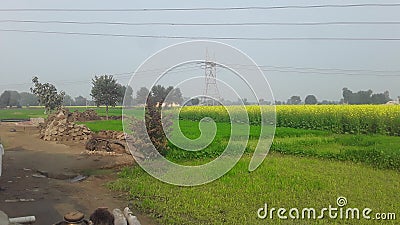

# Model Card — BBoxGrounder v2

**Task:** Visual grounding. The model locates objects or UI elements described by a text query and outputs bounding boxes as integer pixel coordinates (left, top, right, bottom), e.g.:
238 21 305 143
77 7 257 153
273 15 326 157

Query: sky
1 0 400 102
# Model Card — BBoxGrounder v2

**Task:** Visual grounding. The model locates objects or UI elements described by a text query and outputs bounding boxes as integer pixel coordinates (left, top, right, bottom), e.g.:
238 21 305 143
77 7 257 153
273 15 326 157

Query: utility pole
202 49 220 106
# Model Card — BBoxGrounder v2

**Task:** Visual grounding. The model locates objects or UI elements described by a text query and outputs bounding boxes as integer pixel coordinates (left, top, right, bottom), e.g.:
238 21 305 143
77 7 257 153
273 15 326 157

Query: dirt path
0 123 156 225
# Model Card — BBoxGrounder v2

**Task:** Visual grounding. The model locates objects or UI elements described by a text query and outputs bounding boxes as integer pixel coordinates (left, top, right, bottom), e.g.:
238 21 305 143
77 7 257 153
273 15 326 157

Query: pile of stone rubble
85 130 129 154
71 109 101 121
39 108 92 141
97 130 126 141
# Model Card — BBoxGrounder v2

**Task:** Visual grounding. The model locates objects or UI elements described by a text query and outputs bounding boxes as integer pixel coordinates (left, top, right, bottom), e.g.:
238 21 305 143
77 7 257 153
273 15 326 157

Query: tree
134 87 150 105
134 85 183 106
116 84 125 105
0 90 21 108
320 100 338 105
128 85 174 156
90 75 123 119
166 88 183 106
9 91 21 107
123 85 135 106
342 88 389 104
30 77 65 113
287 96 301 105
342 88 352 104
304 95 318 105
259 99 271 105
149 85 170 106
190 98 200 106
0 91 11 108
355 90 373 104
19 92 39 106
63 95 75 106
371 91 391 104
74 96 87 106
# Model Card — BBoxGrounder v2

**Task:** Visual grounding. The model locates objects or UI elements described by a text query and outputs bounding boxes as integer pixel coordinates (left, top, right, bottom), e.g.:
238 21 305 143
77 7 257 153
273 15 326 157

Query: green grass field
110 154 400 224
81 119 400 171
1 107 399 224
0 106 123 119
84 118 399 224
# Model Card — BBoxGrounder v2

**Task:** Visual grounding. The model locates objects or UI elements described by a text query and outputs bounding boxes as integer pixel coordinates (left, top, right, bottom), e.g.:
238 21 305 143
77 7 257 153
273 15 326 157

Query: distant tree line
1 77 396 109
342 88 391 104
0 90 25 108
279 88 393 105
133 85 183 106
0 76 134 110
0 90 97 108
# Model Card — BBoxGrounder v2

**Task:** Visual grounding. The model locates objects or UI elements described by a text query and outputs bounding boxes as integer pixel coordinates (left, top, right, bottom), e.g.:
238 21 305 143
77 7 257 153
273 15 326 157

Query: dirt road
0 123 156 225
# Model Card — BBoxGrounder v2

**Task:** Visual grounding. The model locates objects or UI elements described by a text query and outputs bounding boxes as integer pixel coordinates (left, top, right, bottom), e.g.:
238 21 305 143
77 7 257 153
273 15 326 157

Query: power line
228 64 400 74
0 64 203 87
2 28 400 41
2 65 400 88
223 64 400 76
2 62 399 89
259 68 400 77
2 19 400 26
2 63 400 88
1 3 400 11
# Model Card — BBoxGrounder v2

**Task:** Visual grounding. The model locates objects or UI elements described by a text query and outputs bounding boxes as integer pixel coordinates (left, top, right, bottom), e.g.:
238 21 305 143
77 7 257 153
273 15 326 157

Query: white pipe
9 216 36 224
0 143 4 176
123 207 141 225
113 209 127 225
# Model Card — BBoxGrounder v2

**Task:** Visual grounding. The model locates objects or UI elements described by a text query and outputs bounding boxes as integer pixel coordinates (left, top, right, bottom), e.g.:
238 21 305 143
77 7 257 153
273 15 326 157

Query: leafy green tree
74 96 87 106
355 90 373 104
134 85 183 106
190 98 200 106
129 85 174 156
304 95 318 105
149 85 170 105
90 75 123 119
0 91 11 108
371 91 391 104
242 98 249 105
8 91 21 107
19 92 39 106
134 87 150 105
342 88 388 104
166 87 183 106
287 96 301 105
149 85 183 106
342 88 352 104
30 77 65 113
123 85 135 106
0 90 21 107
63 95 75 106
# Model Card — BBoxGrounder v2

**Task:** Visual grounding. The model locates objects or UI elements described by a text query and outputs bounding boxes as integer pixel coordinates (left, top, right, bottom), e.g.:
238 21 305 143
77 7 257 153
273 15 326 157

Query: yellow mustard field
179 105 400 135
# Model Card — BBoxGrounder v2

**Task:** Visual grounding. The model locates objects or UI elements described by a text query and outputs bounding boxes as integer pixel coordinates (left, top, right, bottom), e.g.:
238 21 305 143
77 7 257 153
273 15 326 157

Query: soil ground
0 123 156 225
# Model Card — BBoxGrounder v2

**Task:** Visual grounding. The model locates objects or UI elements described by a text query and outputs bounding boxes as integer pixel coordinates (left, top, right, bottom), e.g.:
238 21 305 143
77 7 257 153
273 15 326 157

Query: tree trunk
106 105 109 120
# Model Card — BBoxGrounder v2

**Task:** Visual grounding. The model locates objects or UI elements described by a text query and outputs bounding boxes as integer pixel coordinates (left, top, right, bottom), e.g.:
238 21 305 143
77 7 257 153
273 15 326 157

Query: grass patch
80 119 400 171
109 153 400 224
0 107 123 119
168 120 400 171
24 108 397 224
0 108 47 119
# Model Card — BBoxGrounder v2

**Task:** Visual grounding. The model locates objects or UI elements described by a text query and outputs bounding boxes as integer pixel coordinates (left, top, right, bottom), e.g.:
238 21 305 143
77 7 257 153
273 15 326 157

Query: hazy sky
1 0 400 102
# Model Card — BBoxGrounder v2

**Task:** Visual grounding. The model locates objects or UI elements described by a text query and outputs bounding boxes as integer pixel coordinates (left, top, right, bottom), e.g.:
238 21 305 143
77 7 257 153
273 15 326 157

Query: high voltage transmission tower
202 50 221 105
